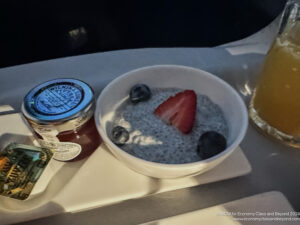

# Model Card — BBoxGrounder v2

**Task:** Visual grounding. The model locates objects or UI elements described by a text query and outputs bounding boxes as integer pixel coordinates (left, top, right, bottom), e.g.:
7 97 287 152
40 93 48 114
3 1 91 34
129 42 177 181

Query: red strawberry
154 90 197 134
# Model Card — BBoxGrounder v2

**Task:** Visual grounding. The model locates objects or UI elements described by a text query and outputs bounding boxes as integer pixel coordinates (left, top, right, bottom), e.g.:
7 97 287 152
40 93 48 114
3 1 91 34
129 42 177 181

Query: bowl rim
95 64 248 168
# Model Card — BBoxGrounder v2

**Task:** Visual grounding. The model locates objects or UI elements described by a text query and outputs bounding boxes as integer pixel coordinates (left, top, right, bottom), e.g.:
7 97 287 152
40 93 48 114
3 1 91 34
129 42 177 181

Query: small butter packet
0 143 53 200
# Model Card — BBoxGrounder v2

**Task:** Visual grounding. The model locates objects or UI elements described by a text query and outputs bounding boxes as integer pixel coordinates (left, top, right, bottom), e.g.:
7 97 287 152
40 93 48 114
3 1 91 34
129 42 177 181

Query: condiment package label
35 126 82 161
38 139 82 161
35 126 60 142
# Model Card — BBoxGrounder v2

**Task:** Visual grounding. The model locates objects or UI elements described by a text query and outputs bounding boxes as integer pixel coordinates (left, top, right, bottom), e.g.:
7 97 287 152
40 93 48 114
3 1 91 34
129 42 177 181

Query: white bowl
95 65 248 179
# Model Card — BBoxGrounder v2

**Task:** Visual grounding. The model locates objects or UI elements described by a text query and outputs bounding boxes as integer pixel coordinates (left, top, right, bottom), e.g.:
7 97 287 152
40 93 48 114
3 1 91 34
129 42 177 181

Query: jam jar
21 78 102 162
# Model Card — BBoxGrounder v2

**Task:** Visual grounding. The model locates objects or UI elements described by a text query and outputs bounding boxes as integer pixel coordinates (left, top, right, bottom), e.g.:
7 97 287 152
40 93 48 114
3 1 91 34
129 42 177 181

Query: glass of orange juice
249 0 300 147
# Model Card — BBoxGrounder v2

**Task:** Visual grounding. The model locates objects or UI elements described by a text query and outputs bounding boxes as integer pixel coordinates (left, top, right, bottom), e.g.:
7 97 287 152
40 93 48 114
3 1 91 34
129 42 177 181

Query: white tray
0 113 251 225
140 191 298 225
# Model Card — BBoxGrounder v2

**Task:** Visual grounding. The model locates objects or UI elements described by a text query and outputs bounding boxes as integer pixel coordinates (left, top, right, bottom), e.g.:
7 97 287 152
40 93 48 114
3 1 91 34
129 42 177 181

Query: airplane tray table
1 23 300 225
140 191 299 225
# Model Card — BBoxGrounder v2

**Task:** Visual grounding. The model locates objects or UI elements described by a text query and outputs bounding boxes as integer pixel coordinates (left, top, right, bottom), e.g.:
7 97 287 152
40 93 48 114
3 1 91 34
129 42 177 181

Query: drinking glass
249 0 300 147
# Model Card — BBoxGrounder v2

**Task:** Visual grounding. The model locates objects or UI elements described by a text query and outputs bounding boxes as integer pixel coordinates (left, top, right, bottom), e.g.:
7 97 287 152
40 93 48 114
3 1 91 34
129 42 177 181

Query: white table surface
1 19 300 225
140 192 298 225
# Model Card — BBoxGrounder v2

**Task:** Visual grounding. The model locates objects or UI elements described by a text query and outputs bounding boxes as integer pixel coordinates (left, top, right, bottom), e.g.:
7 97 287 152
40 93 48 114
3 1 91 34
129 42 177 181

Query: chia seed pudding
111 87 229 164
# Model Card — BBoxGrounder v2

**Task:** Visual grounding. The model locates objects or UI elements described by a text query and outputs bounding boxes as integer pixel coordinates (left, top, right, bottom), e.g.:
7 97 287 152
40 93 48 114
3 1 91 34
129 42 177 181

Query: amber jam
22 78 102 162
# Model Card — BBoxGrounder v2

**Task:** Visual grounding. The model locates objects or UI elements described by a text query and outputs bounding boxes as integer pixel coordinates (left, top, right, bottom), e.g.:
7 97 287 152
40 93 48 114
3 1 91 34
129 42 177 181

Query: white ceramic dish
0 113 250 222
95 65 248 179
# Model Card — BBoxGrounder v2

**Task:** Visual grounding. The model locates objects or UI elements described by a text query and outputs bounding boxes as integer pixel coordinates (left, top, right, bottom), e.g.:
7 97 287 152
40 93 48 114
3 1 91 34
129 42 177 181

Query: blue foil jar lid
22 79 94 123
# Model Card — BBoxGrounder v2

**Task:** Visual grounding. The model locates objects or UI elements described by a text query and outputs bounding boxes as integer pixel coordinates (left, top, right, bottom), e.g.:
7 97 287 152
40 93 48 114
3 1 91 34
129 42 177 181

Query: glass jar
22 78 102 162
249 0 300 147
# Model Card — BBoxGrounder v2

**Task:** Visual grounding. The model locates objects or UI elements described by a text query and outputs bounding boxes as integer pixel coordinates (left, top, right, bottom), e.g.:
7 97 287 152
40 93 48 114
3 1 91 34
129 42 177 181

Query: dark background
0 0 286 68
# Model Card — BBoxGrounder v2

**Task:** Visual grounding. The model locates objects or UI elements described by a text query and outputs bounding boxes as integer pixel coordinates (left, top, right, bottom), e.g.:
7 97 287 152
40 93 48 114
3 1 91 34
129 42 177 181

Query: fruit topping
130 84 151 103
154 90 197 134
111 126 129 146
197 131 227 159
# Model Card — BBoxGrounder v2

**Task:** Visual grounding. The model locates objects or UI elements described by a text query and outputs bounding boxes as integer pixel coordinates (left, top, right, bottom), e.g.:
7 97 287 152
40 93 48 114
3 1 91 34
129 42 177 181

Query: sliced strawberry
154 90 197 134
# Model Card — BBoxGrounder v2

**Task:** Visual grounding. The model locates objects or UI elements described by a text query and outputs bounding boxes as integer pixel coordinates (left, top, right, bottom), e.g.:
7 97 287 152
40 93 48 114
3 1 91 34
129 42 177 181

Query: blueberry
111 126 129 146
129 84 151 103
197 131 227 159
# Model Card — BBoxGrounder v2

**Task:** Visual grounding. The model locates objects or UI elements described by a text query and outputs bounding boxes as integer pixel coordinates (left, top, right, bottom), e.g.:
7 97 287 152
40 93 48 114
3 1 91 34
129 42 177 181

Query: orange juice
250 37 300 138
